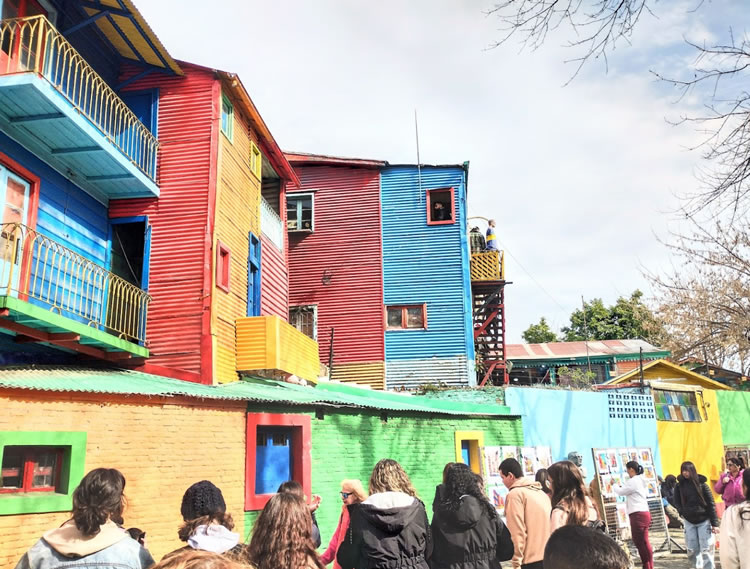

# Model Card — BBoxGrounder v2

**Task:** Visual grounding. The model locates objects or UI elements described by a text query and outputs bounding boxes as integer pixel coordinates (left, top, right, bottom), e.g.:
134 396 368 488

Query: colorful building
507 339 669 384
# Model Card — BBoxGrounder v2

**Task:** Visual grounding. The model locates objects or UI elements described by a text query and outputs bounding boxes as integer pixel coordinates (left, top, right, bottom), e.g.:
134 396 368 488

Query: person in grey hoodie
15 468 153 569
337 459 432 569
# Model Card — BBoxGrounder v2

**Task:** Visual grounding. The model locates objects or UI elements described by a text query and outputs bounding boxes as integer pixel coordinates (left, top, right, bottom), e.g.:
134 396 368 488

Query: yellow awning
81 0 182 76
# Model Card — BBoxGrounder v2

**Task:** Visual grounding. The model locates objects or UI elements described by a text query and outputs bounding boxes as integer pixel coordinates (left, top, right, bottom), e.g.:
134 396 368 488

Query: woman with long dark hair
547 461 599 532
245 492 324 569
614 461 653 569
715 457 746 509
674 461 719 569
719 467 750 569
15 468 153 569
337 459 431 569
430 463 513 569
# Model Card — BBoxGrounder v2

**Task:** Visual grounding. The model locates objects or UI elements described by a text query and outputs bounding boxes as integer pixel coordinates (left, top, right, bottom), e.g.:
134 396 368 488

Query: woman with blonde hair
320 480 368 569
338 459 431 569
245 492 324 569
153 549 249 569
547 461 600 532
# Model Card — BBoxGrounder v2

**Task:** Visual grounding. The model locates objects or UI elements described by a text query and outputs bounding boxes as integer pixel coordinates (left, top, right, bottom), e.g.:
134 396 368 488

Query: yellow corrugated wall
236 316 320 382
212 92 261 384
657 389 725 491
331 362 386 390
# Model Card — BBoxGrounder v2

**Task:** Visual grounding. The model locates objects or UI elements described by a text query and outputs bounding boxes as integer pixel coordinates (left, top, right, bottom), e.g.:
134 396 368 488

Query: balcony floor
0 295 148 360
0 73 159 203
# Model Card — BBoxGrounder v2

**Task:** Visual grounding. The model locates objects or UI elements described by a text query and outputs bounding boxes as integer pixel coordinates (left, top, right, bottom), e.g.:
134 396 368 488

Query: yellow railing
470 250 505 281
0 223 151 344
0 16 158 180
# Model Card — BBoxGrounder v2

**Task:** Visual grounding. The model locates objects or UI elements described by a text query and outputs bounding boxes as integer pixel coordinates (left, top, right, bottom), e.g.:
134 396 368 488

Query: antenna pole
582 295 592 373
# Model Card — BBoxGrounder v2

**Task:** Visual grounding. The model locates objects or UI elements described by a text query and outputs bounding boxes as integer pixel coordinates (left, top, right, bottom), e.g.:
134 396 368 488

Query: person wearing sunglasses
321 480 368 569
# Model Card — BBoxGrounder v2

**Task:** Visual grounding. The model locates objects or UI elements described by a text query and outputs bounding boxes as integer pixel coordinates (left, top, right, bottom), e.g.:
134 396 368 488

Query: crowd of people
12 455 750 569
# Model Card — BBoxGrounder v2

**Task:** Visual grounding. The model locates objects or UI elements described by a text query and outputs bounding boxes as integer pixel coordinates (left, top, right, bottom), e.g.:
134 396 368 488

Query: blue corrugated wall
0 132 109 320
381 165 474 387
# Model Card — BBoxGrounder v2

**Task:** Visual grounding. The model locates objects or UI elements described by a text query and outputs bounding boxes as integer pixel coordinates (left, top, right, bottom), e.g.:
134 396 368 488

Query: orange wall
212 88 263 384
0 390 247 567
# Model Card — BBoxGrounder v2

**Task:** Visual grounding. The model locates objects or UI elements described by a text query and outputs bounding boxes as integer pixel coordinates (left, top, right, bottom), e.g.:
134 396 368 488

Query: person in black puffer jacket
673 461 719 569
337 459 431 569
430 463 513 569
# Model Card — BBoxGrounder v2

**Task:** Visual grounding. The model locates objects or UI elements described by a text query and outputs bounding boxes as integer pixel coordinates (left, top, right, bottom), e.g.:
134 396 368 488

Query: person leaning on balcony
14 468 154 569
486 220 498 251
470 227 486 253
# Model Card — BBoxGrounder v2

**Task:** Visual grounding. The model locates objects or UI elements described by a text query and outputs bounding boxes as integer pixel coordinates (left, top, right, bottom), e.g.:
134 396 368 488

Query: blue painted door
461 440 471 465
255 427 292 494
247 232 261 317
119 91 157 177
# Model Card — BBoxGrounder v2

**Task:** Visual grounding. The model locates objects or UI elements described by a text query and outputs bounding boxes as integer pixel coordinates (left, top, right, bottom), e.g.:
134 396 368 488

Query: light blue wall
505 387 663 482
380 165 474 368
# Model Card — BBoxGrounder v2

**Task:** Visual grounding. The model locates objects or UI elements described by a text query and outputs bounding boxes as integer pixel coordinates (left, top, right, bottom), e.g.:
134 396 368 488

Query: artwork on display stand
481 445 553 514
615 503 629 529
488 483 510 516
596 451 610 474
483 446 504 481
521 447 537 476
536 447 553 470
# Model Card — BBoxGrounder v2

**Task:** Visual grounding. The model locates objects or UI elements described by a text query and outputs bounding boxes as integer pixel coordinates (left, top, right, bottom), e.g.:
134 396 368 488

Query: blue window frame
107 216 151 291
221 94 234 142
255 427 292 495
247 232 261 317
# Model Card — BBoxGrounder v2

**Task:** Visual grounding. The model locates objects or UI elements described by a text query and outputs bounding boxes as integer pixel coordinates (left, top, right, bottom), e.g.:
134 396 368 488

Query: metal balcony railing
0 223 151 344
470 250 505 282
0 16 158 180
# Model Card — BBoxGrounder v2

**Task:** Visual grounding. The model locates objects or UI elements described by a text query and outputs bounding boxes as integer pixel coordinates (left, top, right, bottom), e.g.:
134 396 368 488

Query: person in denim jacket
15 468 153 569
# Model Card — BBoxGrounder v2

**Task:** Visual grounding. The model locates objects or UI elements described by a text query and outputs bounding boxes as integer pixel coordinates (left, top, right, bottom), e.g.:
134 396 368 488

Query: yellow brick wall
212 90 262 385
0 391 247 568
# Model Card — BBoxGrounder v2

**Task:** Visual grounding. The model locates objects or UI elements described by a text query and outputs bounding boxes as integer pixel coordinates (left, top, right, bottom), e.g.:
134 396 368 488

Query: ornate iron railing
470 250 505 282
0 16 158 180
0 223 151 344
260 197 284 251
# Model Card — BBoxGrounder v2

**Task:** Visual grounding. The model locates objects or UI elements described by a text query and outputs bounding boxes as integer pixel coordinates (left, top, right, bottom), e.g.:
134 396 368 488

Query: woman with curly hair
15 468 153 569
337 459 431 569
547 461 600 532
245 492 323 569
430 463 513 569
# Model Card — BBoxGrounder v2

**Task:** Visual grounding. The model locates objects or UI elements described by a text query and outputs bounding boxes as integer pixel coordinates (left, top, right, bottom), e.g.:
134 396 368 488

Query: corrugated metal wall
212 88 263 384
109 64 217 379
260 234 288 319
380 166 474 388
287 165 385 386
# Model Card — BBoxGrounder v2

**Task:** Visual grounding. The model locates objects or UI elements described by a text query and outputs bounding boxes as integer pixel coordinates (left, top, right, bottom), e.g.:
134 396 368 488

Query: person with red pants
614 461 653 569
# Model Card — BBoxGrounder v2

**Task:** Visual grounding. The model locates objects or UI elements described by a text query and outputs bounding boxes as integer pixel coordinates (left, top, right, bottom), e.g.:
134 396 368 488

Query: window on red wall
246 414 311 511
216 241 230 293
0 446 63 493
426 188 455 225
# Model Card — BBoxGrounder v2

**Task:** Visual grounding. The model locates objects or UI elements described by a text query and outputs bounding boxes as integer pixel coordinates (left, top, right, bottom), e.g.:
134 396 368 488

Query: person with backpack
14 468 153 569
674 461 719 569
337 459 431 569
430 463 513 569
614 461 653 569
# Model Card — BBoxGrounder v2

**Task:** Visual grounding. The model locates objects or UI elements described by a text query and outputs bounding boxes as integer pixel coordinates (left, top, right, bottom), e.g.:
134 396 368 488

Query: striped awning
79 0 182 75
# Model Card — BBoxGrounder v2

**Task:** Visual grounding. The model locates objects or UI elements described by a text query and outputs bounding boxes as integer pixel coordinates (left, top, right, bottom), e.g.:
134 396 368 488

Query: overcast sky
139 0 745 343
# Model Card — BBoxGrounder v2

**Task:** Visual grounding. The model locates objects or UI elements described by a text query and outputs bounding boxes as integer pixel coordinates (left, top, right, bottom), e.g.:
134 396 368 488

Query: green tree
522 317 559 343
556 366 597 389
561 290 665 344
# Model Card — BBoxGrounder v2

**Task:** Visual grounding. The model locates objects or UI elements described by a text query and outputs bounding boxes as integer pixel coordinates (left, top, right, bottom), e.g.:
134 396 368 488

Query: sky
139 0 745 343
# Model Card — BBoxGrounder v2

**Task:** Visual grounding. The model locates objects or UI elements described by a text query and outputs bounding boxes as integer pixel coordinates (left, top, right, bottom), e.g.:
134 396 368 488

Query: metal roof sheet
506 339 666 360
0 366 512 416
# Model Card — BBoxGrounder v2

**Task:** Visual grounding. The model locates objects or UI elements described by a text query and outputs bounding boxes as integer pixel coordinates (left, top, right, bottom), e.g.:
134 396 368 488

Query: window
426 187 455 225
455 431 485 474
0 431 86 515
386 305 427 330
216 241 230 293
221 94 234 141
247 233 261 317
653 389 702 422
1 446 63 493
289 305 317 340
287 194 313 232
245 414 311 510
250 142 262 179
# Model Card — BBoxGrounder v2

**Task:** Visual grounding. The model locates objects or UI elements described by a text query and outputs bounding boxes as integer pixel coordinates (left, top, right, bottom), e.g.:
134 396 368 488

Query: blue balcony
0 16 159 202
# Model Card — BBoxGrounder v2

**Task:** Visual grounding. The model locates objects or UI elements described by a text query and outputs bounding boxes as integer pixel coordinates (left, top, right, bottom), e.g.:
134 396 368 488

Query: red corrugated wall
260 234 288 319
109 63 218 382
287 165 385 365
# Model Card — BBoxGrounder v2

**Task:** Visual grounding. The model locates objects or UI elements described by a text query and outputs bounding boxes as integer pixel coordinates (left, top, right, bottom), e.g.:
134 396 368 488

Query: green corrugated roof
0 366 513 417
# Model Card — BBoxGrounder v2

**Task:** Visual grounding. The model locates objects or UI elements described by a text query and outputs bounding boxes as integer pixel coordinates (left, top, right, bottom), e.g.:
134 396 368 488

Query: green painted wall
717 391 750 446
243 408 523 544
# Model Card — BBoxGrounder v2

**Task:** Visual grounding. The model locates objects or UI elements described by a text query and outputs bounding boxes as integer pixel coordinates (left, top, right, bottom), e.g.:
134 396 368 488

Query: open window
245 413 311 510
287 194 313 232
289 305 317 340
455 431 485 474
386 305 427 330
426 188 455 225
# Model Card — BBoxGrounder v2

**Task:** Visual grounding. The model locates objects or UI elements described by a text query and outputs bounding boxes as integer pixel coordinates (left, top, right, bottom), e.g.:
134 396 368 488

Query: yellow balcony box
236 315 320 383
